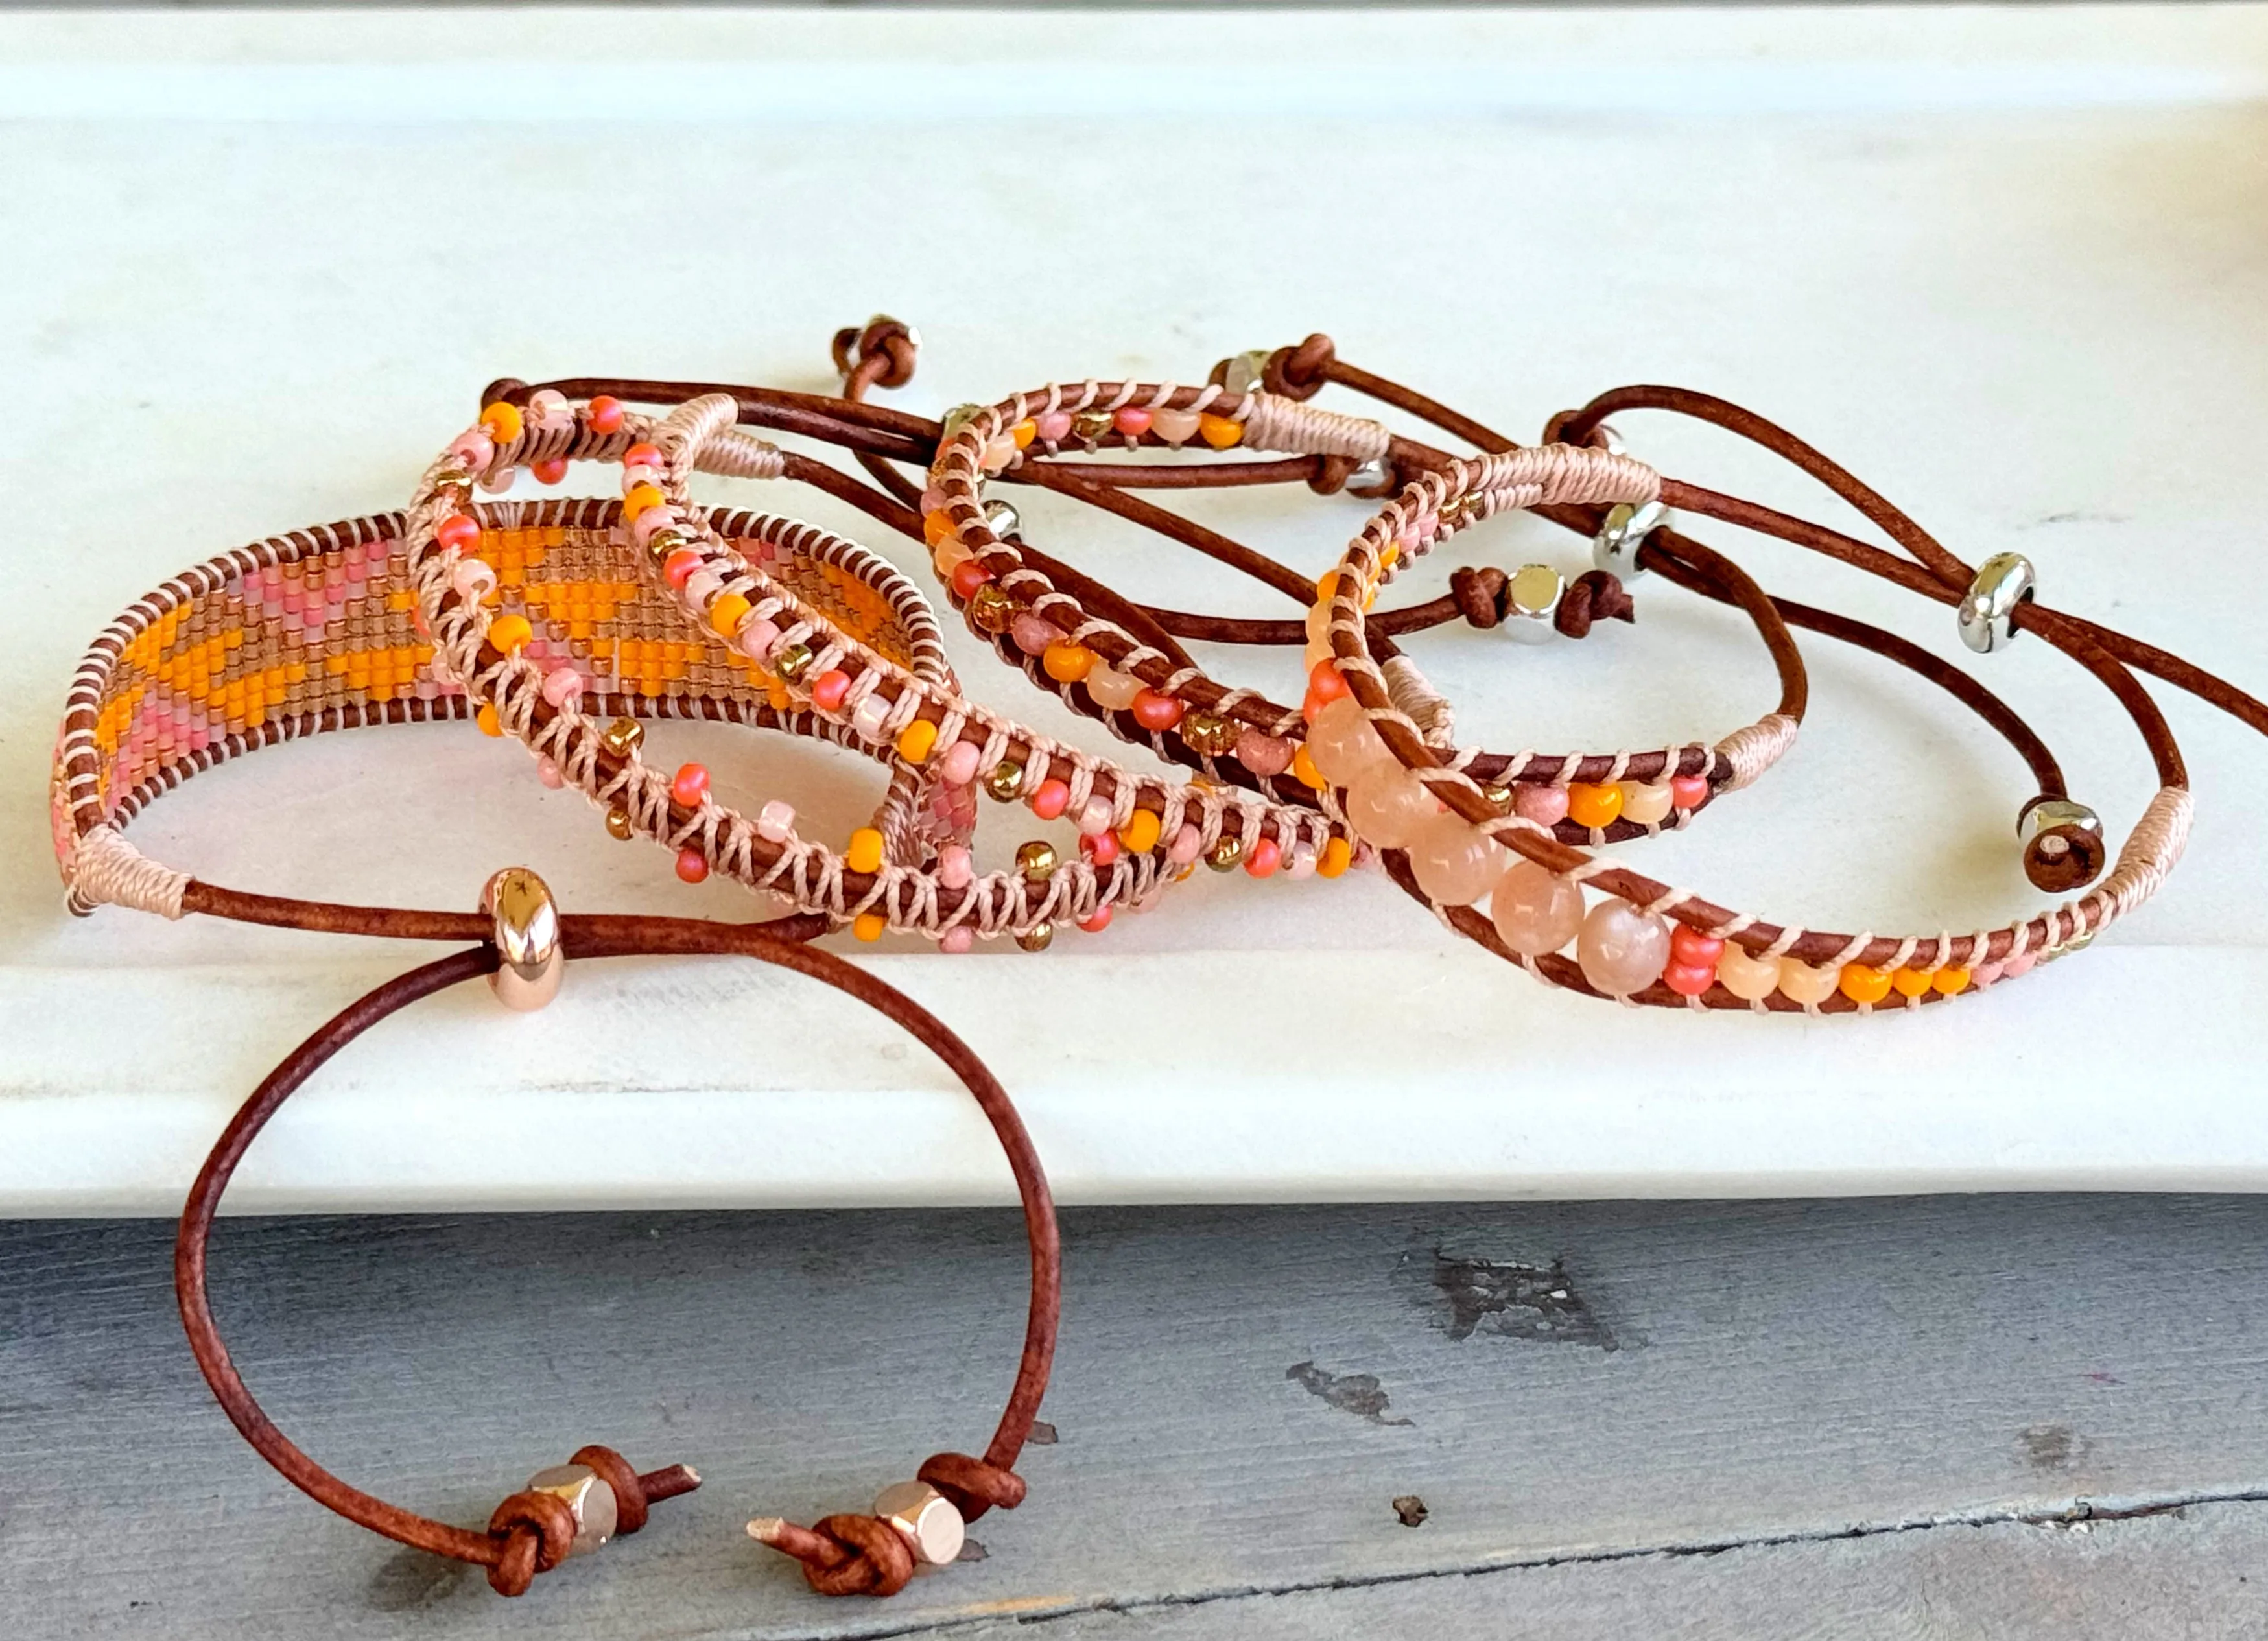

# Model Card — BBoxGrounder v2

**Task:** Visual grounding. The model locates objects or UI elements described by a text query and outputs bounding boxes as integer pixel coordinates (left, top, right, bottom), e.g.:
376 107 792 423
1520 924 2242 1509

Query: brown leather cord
177 917 1057 1601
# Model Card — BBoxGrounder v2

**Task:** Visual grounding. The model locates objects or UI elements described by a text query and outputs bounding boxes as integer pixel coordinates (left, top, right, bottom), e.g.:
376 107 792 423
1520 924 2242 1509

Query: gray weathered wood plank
6 1197 2268 1638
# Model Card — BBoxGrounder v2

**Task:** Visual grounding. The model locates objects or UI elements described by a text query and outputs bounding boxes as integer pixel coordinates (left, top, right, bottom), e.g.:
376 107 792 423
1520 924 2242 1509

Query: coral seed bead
949 560 994 600
621 442 663 470
1082 829 1122 866
1042 642 1094 684
1131 689 1185 731
1197 412 1244 449
675 847 710 884
1245 837 1282 878
846 827 886 875
1078 905 1113 934
1030 778 1070 821
1664 961 1717 998
1671 774 1710 810
1565 782 1624 829
1118 809 1163 855
532 458 569 486
1839 963 1895 1006
809 670 852 712
1306 659 1351 707
670 763 711 808
1669 925 1725 967
662 549 703 591
587 396 625 434
487 614 533 655
436 514 480 552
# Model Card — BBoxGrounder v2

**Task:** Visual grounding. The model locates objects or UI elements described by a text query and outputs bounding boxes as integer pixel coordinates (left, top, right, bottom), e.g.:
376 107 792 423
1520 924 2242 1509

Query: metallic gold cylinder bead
480 866 562 1012
1180 711 1238 759
1480 781 1513 809
967 585 1015 635
1205 834 1244 873
983 761 1028 803
644 527 687 563
772 641 816 683
1017 921 1056 953
1070 408 1113 443
1016 840 1058 883
603 807 635 840
598 716 644 759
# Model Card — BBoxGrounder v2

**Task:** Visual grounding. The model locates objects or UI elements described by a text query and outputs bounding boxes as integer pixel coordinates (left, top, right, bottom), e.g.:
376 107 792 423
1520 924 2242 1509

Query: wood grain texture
6 1196 2268 1636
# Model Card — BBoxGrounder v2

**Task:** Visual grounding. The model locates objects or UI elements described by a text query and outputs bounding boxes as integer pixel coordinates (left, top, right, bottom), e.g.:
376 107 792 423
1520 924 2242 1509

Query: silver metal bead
1220 349 1274 396
481 866 562 1012
873 1481 965 1566
1593 500 1666 580
525 1463 616 1557
1958 552 2035 654
2019 797 2107 893
1501 564 1566 644
2019 797 2103 847
982 499 1021 539
1345 456 1393 495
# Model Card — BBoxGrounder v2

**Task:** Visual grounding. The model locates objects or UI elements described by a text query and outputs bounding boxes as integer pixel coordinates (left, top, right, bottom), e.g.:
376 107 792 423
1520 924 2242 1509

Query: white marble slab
3 5 2265 1212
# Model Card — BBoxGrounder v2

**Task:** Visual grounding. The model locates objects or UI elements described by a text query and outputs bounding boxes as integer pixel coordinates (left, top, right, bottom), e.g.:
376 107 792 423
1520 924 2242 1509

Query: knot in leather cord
797 1513 918 1598
1307 454 1356 496
1450 565 1507 628
480 376 531 411
485 1488 579 1596
831 318 920 390
918 1451 1028 1521
569 1444 651 1535
1556 570 1638 639
1266 333 1336 401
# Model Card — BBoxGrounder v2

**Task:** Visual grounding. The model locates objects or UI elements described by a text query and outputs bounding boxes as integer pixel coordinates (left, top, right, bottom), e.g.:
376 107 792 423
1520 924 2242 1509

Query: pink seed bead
1036 410 1073 443
451 559 497 600
1081 829 1122 866
1234 728 1295 778
528 388 572 431
938 844 973 890
756 799 796 842
541 667 584 708
2003 949 2038 979
1671 774 1710 810
939 740 981 786
1244 837 1282 879
1168 825 1203 866
737 618 781 661
622 464 662 494
675 847 710 884
1078 905 1113 934
670 762 710 807
663 549 703 591
1113 406 1153 438
919 487 946 515
449 431 495 470
477 466 515 495
941 926 975 954
1513 783 1572 828
536 757 565 789
1011 613 1056 658
809 670 851 712
1030 778 1070 820
631 504 681 547
1076 797 1114 836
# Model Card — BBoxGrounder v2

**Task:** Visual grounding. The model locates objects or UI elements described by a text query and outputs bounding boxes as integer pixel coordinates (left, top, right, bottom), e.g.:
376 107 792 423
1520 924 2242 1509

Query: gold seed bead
1070 409 1113 443
967 585 1015 635
599 716 643 758
1205 834 1244 873
773 641 816 683
1481 781 1513 809
1180 711 1238 759
645 528 686 562
1017 921 1055 953
604 807 635 840
1016 840 1058 883
984 761 1028 803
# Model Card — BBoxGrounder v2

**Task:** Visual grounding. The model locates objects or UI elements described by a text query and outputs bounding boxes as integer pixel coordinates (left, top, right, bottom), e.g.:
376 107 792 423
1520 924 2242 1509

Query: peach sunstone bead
1491 861 1585 956
1305 696 1392 788
1407 812 1507 906
1775 957 1841 1006
1576 901 1671 996
1343 766 1433 849
1715 942 1782 1001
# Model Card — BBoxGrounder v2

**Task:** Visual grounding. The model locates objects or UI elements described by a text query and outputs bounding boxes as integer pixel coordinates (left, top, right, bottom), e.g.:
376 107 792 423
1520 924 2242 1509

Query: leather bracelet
410 395 1346 945
176 869 1057 1600
1310 445 2195 1011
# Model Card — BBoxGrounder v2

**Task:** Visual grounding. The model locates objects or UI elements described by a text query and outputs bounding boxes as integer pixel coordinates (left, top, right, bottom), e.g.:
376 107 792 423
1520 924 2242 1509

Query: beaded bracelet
407 395 1345 950
49 499 932 943
1311 445 2196 1011
177 869 1056 1600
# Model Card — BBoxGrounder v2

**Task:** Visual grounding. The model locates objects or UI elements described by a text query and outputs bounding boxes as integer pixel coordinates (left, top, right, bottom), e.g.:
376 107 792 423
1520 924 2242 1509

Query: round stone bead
1576 901 1671 996
1235 728 1295 778
1406 814 1507 907
1776 958 1841 1006
1513 784 1571 828
1086 667 1144 711
1010 613 1056 658
1490 861 1584 956
1620 781 1675 826
1671 774 1710 810
1306 696 1391 787
1343 767 1433 849
1716 943 1782 1002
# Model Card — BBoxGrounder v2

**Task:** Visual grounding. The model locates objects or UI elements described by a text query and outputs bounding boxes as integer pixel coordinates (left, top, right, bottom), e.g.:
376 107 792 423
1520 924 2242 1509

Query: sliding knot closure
917 1451 1028 1520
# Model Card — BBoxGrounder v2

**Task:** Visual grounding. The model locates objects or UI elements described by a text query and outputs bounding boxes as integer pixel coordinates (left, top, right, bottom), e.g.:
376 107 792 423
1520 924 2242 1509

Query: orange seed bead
1011 419 1037 449
1292 745 1328 790
1317 836 1354 879
897 719 939 764
1890 966 1935 998
1565 782 1624 829
1932 967 1972 996
1042 642 1094 684
479 401 524 443
1198 412 1244 450
923 509 956 549
1118 809 1163 855
622 483 665 524
488 614 533 655
1839 963 1895 1006
846 827 886 875
853 912 887 942
476 703 502 737
708 592 751 638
